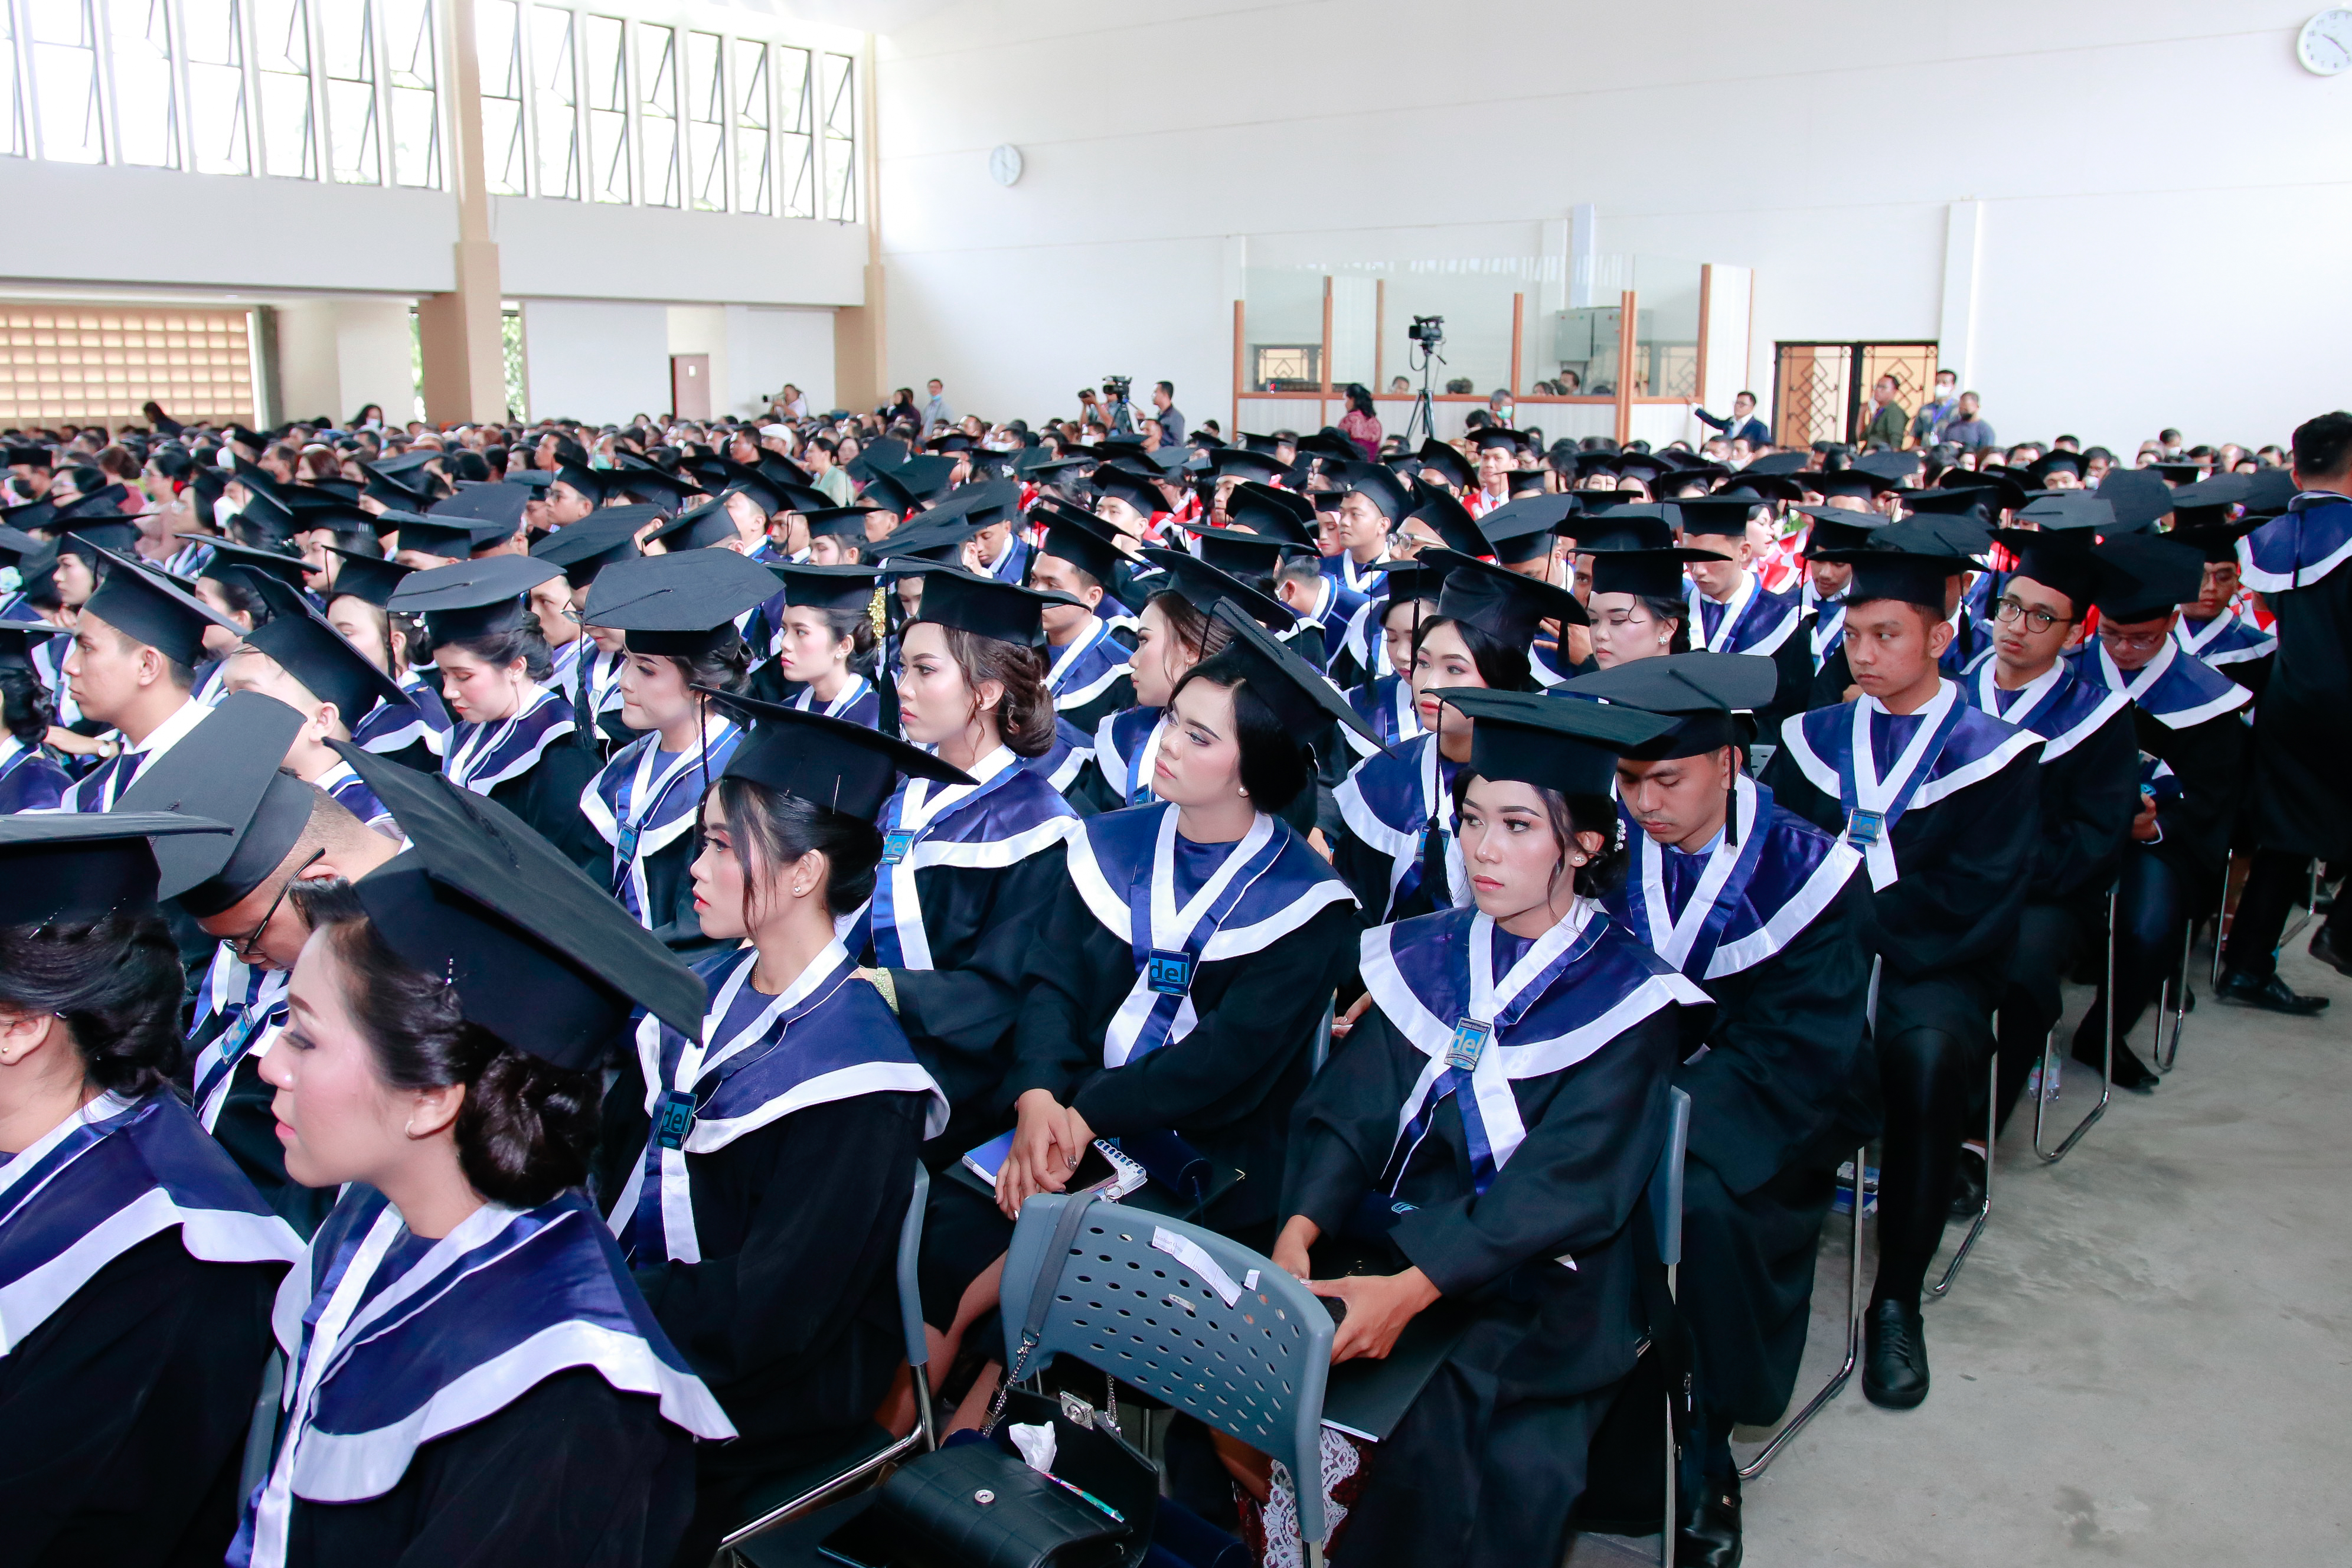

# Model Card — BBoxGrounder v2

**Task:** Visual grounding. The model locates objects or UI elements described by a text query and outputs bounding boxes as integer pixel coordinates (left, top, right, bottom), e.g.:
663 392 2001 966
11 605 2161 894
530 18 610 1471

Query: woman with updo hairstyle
0 628 70 810
860 564 1076 1159
1273 689 1710 1568
918 605 1368 1430
1080 553 1280 812
387 554 602 869
598 701 955 1562
322 547 455 773
576 550 771 948
1332 551 1589 926
246 759 730 1567
766 561 885 729
0 815 302 1566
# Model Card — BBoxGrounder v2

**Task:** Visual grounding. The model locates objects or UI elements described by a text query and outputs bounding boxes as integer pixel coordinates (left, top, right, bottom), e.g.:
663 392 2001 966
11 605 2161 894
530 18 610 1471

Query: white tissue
1008 1422 1057 1474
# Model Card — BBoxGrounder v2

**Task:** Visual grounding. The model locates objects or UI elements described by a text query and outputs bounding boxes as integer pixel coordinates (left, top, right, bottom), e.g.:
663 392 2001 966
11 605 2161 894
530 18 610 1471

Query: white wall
723 305 838 416
873 0 2352 452
522 300 672 423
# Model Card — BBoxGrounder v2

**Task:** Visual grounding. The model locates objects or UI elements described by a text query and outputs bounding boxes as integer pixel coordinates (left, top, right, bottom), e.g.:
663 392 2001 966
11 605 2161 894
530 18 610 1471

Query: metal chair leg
1737 1145 1866 1479
1930 1054 1996 1299
2281 862 2321 948
2036 887 2116 1164
2152 916 2192 1074
2211 850 2234 991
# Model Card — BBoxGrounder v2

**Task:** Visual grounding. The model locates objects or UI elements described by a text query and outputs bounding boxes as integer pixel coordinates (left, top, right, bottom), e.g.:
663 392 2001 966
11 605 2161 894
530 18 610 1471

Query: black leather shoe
1676 1482 1742 1568
2073 1028 2158 1093
1864 1299 1930 1410
1948 1146 1986 1218
2310 925 2352 979
2216 968 2331 1015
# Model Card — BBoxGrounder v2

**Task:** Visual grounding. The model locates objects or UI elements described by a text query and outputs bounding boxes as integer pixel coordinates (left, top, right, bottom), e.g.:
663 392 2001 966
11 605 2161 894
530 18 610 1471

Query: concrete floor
1571 930 2352 1567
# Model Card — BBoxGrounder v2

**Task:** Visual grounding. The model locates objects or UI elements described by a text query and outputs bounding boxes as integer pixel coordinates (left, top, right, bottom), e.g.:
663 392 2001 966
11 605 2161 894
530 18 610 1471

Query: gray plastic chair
723 1161 936 1549
1650 1085 1691 1567
999 1193 1335 1549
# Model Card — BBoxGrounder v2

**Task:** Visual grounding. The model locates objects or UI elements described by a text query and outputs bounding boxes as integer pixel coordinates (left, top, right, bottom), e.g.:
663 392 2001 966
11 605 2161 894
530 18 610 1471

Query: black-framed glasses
1993 597 2069 633
228 848 326 963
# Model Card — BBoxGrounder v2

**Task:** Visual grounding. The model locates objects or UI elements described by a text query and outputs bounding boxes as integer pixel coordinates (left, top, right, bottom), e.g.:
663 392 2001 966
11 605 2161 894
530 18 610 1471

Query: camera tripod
1403 341 1445 445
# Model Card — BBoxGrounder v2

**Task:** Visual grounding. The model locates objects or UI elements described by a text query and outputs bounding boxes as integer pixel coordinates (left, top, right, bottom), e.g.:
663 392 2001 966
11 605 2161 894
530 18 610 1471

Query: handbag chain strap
982 1193 1099 1438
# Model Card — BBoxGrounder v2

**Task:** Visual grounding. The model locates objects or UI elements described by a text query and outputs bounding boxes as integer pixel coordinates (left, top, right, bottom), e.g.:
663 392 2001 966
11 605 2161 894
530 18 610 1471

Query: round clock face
989 144 1024 187
2299 8 2352 74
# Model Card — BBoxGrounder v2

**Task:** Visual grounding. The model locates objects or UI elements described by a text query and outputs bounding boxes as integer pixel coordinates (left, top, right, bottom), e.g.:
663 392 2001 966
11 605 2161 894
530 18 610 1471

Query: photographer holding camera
1101 375 1137 436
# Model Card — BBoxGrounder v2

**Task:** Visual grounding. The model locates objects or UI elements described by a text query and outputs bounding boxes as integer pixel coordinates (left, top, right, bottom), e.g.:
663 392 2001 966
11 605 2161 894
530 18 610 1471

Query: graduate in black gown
1784 505 1890 713
2166 507 2274 697
0 813 303 1568
2219 412 2352 1007
1575 652 1875 1567
529 511 647 753
578 549 769 948
1277 688 1709 1568
599 703 955 1563
2066 535 2252 1081
1330 551 1586 926
117 694 399 1234
1027 507 1137 734
1761 540 2041 1410
854 564 1079 1157
922 602 1370 1427
1955 530 2140 1138
386 554 604 868
236 752 731 1568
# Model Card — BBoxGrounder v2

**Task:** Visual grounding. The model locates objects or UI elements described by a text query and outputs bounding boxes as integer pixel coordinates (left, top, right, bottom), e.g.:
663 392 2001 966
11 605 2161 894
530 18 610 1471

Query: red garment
1338 409 1382 460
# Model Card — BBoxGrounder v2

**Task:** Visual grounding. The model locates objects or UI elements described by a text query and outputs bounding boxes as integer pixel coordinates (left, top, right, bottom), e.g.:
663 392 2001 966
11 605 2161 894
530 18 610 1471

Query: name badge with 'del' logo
880 829 917 866
1446 1017 1493 1073
1146 949 1193 998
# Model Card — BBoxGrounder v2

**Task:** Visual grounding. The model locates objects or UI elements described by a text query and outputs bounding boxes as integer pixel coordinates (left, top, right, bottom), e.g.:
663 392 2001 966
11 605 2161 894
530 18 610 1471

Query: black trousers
1992 903 2092 1133
1871 1024 1979 1311
2078 851 2191 1050
2222 849 2346 978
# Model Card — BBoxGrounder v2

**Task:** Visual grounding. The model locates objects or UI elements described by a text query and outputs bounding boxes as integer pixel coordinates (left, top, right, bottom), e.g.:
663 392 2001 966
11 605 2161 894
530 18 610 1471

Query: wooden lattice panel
0 306 257 429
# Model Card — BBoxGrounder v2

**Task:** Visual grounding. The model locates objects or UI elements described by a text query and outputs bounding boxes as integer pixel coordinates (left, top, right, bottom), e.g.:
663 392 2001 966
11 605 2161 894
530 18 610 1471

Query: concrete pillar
417 0 508 424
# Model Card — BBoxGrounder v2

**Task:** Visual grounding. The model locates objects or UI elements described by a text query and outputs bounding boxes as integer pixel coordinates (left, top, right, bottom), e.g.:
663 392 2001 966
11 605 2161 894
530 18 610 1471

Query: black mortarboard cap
1470 429 1524 455
1091 465 1166 517
1032 509 1126 585
1428 685 1674 797
1585 547 1716 600
115 692 316 917
1854 450 1924 482
649 498 744 552
923 478 1024 533
54 514 142 560
797 507 877 547
1575 502 1680 553
1790 504 1890 555
1805 468 1897 501
429 483 530 530
81 548 240 668
584 547 773 658
1476 494 1577 566
1425 549 1588 646
1416 438 1476 491
2094 469 2174 534
188 534 315 592
553 462 608 503
1209 447 1288 485
1991 527 2100 615
1402 481 1488 559
2014 492 2115 535
1191 525 1292 583
2148 460 2206 486
1675 495 1765 543
0 616 52 671
530 510 646 588
1899 485 1993 522
904 565 1069 648
712 694 972 822
384 511 505 560
1504 471 1549 499
0 811 230 926
2237 468 2298 520
1742 452 1811 476
241 583 412 727
858 468 920 517
1226 482 1318 550
1204 600 1377 746
1562 651 1779 759
2024 451 2085 485
1378 558 1451 607
387 553 563 642
1936 469 2027 514
2090 534 2205 624
2164 475 2249 530
1139 547 1293 631
766 561 881 617
891 455 961 501
1340 461 1413 522
331 741 706 1065
607 463 694 511
322 546 416 610
5 444 53 470
873 515 982 567
2169 515 2262 564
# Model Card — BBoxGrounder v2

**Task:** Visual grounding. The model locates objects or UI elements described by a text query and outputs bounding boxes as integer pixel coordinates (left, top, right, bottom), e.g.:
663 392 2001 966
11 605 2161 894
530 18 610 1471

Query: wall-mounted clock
989 144 1024 187
2298 9 2352 74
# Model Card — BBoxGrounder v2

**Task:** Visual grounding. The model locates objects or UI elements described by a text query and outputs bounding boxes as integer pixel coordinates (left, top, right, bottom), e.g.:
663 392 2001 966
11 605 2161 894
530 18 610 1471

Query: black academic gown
1673 874 1877 1427
1283 1006 1682 1568
485 739 605 874
597 1077 925 1557
1763 731 2041 1052
2137 704 2247 890
2243 559 2352 861
887 846 1073 1159
1 1230 281 1568
280 1369 697 1568
2026 705 2142 910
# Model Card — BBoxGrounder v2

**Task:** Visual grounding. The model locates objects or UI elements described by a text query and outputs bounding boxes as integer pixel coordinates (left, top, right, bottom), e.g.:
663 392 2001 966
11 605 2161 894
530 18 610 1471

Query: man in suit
1694 390 1770 446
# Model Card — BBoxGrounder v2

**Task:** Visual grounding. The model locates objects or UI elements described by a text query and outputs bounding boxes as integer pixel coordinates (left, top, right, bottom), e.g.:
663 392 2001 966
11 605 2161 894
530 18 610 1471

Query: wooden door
670 354 711 419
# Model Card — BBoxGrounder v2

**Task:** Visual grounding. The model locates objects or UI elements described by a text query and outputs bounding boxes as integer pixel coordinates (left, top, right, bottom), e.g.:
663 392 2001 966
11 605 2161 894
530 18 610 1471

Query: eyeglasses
227 848 326 963
1992 597 2070 633
2099 625 2172 652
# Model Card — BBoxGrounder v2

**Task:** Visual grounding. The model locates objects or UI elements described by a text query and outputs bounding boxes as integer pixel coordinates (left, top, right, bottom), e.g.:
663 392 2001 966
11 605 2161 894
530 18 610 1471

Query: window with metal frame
583 11 626 202
182 0 252 174
730 35 769 216
531 2 578 198
776 43 814 219
478 0 526 194
635 19 676 207
253 0 316 178
684 28 722 211
819 48 853 221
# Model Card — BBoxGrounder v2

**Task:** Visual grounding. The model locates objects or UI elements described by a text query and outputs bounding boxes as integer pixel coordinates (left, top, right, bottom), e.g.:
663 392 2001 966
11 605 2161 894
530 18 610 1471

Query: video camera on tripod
1407 315 1445 352
1100 374 1136 434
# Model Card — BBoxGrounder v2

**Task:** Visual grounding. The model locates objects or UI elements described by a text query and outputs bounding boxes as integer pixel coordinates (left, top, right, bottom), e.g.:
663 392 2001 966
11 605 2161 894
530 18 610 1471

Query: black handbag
822 1195 1160 1568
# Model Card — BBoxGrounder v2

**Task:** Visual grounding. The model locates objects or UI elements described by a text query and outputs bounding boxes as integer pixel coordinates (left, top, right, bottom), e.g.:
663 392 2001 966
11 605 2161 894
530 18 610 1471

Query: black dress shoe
2073 1028 2158 1092
1864 1299 1930 1410
2216 968 2331 1015
1676 1482 1742 1568
1948 1146 1986 1218
2310 925 2352 979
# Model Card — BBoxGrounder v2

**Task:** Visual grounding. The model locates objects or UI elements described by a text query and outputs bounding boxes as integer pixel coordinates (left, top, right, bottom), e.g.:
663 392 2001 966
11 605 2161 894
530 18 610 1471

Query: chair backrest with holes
1001 1195 1335 1544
